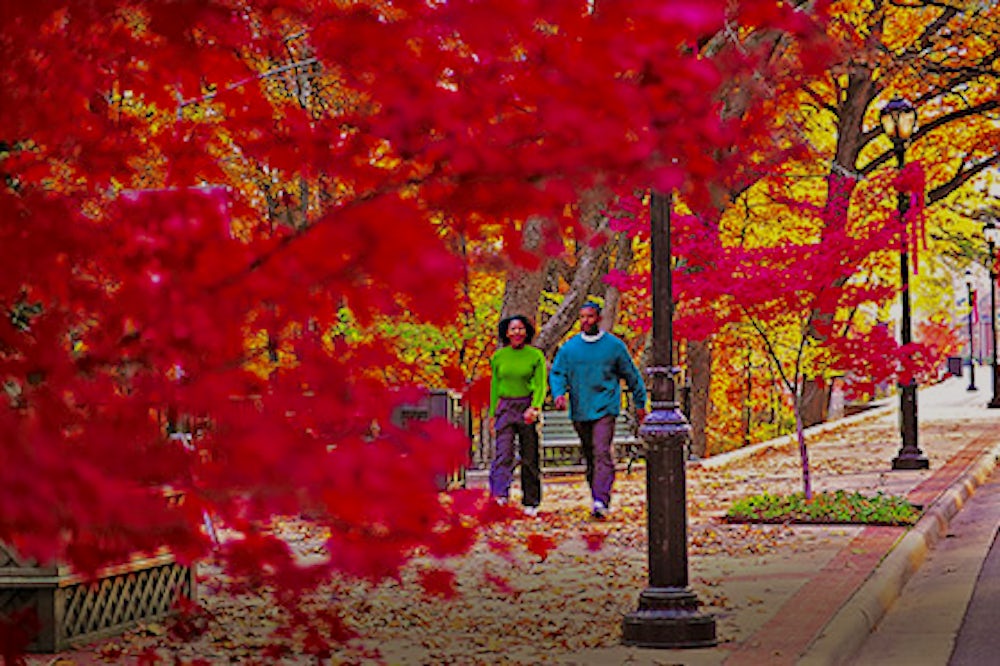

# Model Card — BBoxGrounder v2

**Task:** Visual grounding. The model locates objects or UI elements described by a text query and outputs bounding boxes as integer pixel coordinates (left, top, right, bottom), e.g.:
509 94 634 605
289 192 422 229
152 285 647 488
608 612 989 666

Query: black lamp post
880 97 929 470
622 191 716 648
966 269 978 391
985 219 1000 409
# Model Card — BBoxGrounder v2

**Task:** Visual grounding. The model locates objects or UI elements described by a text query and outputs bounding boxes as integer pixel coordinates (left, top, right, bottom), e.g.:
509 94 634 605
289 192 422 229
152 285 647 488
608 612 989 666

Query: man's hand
553 395 567 410
636 408 647 423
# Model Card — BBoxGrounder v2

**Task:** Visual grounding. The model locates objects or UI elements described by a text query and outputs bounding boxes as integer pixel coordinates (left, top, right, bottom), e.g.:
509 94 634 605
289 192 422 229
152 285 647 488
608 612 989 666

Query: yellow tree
687 0 999 454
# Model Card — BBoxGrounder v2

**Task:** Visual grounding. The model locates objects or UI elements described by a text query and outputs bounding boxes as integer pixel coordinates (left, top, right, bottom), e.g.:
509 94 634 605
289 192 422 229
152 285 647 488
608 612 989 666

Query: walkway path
21 378 1000 664
850 464 1000 665
562 377 1000 666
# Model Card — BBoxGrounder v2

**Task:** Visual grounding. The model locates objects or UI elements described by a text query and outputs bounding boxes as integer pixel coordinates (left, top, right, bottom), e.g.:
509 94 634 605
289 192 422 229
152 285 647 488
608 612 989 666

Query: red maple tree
1 0 830 654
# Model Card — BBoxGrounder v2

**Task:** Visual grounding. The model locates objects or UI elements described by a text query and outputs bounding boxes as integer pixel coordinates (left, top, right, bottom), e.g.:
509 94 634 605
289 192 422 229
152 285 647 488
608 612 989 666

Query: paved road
950 515 1000 665
850 460 1000 665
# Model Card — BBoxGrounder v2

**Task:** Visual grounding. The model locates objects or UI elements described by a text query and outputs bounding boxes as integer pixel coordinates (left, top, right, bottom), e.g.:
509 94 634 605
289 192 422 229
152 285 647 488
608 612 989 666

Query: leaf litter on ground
27 419 982 665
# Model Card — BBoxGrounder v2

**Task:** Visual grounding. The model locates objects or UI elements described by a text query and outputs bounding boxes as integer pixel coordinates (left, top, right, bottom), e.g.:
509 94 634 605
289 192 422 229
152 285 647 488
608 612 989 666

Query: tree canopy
1 0 834 655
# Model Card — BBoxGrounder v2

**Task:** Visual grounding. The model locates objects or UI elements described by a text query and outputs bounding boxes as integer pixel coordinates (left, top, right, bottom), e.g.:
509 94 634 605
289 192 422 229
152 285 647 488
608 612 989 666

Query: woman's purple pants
489 397 541 508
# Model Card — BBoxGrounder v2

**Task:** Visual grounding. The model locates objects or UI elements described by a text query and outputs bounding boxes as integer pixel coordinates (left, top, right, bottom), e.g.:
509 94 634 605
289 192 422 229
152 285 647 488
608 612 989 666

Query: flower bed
724 490 921 526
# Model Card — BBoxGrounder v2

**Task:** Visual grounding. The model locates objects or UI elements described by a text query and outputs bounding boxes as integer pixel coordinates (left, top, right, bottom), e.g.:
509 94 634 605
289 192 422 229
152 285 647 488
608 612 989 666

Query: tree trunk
534 191 614 358
794 396 812 500
799 377 829 428
687 338 712 458
533 239 612 358
601 231 633 332
500 217 548 325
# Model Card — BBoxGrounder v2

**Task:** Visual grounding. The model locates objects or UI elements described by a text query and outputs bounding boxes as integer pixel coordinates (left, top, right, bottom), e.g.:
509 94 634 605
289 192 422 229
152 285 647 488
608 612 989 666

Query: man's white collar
581 330 605 343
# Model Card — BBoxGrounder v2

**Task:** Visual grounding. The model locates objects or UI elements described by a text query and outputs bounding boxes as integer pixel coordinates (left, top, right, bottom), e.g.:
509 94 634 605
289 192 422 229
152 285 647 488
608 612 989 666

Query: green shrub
726 490 920 526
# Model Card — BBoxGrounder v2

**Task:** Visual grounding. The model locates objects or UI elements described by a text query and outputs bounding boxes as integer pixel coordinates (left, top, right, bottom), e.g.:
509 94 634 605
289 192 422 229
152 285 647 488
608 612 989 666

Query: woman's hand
523 407 540 424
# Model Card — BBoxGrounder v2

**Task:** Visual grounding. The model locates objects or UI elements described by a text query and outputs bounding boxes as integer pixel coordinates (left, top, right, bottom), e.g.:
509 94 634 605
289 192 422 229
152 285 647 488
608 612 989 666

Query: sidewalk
561 376 1000 666
22 377 1000 665
565 378 1000 666
849 462 1000 665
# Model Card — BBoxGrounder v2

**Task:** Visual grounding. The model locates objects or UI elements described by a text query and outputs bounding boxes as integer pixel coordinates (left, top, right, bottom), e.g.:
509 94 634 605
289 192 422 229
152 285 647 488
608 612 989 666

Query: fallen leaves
417 567 458 598
524 534 558 561
581 531 609 552
23 417 980 664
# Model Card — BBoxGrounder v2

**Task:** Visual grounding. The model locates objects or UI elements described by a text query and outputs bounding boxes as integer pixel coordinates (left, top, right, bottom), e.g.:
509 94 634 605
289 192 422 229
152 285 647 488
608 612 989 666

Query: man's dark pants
572 414 617 506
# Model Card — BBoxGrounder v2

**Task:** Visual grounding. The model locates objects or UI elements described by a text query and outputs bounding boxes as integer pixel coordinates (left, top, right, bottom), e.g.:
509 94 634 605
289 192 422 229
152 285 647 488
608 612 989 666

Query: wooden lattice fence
0 542 195 652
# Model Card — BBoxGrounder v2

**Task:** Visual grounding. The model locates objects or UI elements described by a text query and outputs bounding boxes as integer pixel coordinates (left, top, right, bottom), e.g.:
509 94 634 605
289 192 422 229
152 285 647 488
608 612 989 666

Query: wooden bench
540 410 643 474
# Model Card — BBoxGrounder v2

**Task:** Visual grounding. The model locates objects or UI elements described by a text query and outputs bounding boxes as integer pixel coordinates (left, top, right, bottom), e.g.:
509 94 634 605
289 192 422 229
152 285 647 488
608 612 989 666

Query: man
549 301 647 519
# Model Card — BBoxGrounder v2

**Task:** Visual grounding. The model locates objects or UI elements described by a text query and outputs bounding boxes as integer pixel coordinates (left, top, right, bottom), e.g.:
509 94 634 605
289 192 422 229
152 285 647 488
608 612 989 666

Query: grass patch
725 489 921 526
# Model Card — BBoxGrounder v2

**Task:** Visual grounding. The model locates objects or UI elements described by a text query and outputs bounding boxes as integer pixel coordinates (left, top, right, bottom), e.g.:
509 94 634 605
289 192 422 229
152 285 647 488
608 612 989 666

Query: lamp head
985 219 1000 248
880 97 918 141
965 268 973 288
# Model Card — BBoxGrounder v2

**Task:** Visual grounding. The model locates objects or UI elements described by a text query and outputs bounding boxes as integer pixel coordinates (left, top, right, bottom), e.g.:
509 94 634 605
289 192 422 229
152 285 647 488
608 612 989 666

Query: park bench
540 410 643 474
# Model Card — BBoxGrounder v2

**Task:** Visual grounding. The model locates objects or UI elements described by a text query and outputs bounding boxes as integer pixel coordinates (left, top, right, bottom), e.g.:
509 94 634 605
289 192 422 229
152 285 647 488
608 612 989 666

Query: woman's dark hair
498 315 536 346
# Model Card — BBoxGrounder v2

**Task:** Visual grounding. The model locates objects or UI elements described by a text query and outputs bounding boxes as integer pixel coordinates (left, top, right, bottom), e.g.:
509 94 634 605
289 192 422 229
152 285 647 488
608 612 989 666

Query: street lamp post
621 190 716 648
880 97 929 471
966 269 977 391
985 219 1000 409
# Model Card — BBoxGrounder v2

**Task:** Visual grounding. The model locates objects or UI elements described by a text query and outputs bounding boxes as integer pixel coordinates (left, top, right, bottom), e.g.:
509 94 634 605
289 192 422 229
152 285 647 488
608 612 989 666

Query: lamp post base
988 398 1000 409
622 587 717 648
892 453 929 470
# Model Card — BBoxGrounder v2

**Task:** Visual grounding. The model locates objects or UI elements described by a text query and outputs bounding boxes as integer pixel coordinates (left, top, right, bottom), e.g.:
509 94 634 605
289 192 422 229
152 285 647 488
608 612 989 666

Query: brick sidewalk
723 428 1000 665
559 378 1000 666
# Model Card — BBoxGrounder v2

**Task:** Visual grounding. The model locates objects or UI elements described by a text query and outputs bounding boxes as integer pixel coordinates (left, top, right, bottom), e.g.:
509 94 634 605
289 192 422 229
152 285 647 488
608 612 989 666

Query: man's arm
617 344 647 421
549 346 568 410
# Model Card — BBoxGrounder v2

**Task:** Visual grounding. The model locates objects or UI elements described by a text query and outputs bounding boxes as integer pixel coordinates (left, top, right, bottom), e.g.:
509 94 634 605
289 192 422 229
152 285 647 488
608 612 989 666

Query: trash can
391 389 469 490
947 356 963 377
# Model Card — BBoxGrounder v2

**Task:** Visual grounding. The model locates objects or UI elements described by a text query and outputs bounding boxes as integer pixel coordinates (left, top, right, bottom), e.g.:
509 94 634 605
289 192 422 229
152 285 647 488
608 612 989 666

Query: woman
488 315 547 515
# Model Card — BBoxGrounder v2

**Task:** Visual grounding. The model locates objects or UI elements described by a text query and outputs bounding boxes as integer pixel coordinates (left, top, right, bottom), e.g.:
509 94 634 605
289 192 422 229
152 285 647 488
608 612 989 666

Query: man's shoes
592 500 609 519
523 505 539 517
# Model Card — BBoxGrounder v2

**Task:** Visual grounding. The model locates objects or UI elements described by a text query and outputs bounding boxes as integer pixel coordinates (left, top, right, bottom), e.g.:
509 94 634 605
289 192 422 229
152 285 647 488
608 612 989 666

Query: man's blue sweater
549 332 647 422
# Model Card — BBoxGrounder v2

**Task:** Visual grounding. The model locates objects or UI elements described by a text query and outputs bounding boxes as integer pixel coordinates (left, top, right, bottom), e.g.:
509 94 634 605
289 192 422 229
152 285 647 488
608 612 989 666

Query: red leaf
486 537 516 561
483 570 517 595
418 567 459 599
582 531 609 552
525 534 558 561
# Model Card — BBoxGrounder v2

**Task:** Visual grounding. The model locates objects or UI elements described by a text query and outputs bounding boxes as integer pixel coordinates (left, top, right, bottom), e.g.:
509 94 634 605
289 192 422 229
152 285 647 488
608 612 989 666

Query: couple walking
487 301 647 519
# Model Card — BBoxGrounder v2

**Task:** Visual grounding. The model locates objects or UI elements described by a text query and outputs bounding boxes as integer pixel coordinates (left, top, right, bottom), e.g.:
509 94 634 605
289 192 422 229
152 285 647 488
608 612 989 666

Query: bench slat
539 411 643 471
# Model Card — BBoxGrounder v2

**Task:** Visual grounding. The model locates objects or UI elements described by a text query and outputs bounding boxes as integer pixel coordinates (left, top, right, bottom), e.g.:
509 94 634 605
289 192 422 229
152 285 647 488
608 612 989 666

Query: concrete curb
696 401 895 471
797 441 1000 666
